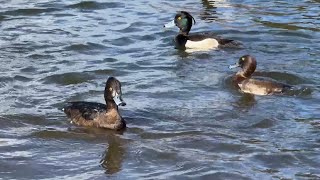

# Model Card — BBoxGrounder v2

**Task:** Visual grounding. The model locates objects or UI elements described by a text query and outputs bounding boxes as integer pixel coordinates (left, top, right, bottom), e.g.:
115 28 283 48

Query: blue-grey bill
113 94 126 106
164 20 175 28
228 63 240 69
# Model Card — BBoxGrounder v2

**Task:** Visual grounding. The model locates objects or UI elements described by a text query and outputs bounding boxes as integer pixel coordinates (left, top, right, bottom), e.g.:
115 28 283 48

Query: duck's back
64 101 106 118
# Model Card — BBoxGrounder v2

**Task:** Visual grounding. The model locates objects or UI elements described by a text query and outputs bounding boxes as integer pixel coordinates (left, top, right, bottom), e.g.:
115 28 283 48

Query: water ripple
66 1 124 10
42 72 95 85
1 8 59 16
0 0 319 179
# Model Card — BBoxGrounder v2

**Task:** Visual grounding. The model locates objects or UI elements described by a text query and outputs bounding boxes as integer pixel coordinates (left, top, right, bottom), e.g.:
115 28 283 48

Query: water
0 0 320 179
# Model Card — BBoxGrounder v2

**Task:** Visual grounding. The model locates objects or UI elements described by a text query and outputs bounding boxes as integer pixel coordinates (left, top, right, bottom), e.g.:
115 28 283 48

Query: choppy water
0 0 320 179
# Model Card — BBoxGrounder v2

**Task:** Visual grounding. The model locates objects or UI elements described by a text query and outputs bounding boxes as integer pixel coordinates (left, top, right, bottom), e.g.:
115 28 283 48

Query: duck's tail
218 39 243 48
282 85 312 96
282 84 294 92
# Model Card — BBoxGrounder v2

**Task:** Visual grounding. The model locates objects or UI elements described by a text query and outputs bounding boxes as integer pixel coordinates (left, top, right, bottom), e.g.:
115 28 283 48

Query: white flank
238 83 268 95
238 83 282 96
185 38 219 50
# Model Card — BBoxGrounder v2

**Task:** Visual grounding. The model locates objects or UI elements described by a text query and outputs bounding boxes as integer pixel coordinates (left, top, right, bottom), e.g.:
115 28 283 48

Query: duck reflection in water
235 93 256 112
200 0 218 22
100 133 125 175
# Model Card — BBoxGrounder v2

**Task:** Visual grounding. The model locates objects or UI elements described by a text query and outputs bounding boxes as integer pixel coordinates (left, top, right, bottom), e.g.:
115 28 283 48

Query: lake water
0 0 320 179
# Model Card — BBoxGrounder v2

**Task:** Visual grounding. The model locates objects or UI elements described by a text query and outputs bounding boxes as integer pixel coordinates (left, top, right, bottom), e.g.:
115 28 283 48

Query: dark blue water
0 0 320 179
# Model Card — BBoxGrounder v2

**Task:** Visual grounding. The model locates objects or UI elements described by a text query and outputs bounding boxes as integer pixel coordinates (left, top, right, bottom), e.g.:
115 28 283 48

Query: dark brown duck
229 55 293 96
63 77 126 130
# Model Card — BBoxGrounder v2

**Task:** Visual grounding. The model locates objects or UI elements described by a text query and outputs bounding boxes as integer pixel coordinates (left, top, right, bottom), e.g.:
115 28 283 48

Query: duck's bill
164 20 175 28
113 93 126 106
228 63 240 69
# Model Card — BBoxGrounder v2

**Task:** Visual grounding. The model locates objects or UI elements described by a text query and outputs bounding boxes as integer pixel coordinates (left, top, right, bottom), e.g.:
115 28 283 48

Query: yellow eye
109 87 113 92
177 16 182 20
241 57 245 61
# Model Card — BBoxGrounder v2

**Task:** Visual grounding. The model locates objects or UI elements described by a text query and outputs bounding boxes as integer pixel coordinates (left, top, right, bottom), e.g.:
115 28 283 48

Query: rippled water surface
1 0 320 179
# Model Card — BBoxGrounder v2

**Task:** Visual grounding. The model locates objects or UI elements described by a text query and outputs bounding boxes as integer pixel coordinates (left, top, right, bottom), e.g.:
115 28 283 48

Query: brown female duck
63 77 126 130
229 55 292 95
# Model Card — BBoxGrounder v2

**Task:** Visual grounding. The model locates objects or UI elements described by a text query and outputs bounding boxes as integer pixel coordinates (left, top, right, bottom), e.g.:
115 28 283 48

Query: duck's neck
106 99 118 110
238 63 256 80
179 30 189 36
175 34 188 49
234 72 248 82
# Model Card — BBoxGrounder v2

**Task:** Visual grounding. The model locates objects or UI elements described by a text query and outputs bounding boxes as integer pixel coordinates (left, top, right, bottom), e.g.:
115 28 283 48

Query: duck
63 77 126 130
229 55 293 95
164 11 240 51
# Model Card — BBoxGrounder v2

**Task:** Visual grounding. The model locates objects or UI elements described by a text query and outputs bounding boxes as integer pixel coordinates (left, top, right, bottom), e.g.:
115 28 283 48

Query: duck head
104 77 126 106
164 11 196 35
229 55 257 78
